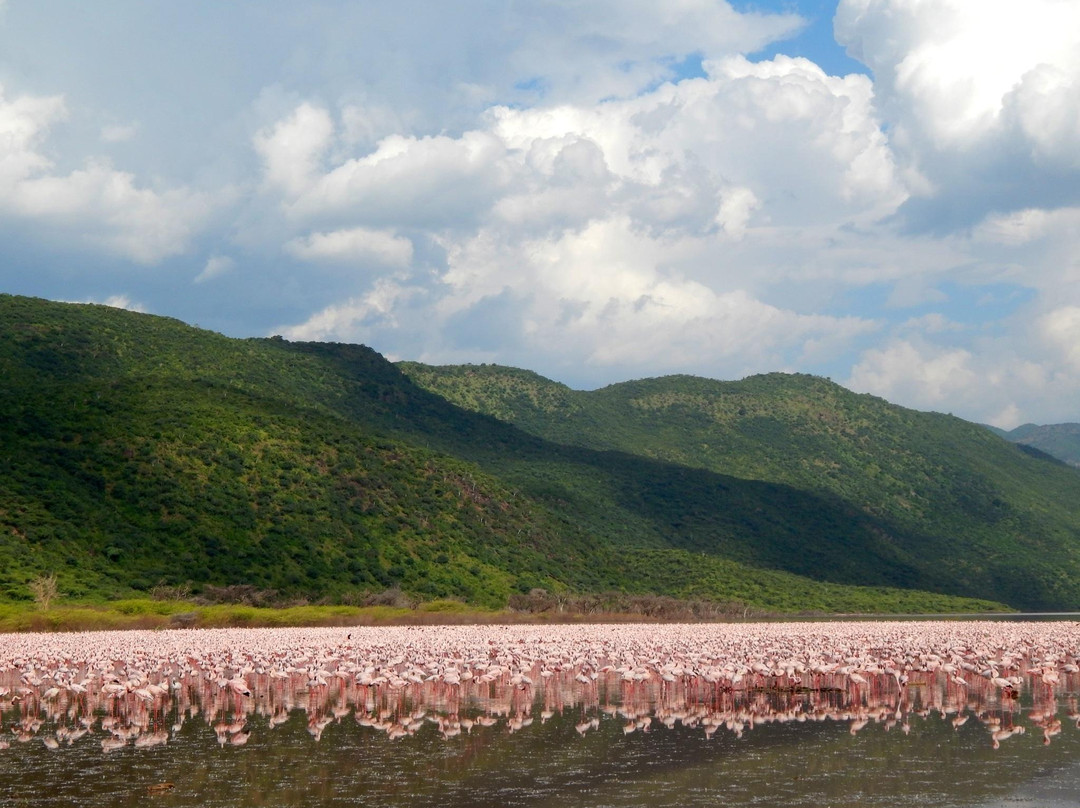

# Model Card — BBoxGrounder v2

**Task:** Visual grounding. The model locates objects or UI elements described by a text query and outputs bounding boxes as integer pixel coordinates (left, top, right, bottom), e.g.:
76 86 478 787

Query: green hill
1 293 1072 612
399 363 1080 610
993 423 1080 468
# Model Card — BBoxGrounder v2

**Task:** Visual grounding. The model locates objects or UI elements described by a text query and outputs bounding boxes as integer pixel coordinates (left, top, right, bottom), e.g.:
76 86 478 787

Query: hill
991 423 1080 468
398 362 1080 610
0 293 1072 612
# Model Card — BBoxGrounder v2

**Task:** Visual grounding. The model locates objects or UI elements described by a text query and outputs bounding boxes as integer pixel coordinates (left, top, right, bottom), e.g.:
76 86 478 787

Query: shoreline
0 599 1046 634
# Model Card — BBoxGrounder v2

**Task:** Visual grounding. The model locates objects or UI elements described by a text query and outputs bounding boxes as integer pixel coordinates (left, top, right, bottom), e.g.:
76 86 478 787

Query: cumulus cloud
286 227 413 267
813 0 1080 426
847 312 1080 429
715 186 760 238
254 33 905 241
285 213 878 385
491 0 805 106
482 54 904 230
0 85 65 185
835 0 1080 228
254 103 334 197
448 217 877 372
4 1 1080 426
276 277 418 344
280 131 513 230
848 340 978 409
267 49 901 382
255 48 905 247
0 84 215 263
968 206 1080 308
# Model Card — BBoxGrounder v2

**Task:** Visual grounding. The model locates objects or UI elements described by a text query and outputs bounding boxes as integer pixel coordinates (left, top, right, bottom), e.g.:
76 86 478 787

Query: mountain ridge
3 294 1077 611
398 361 1080 610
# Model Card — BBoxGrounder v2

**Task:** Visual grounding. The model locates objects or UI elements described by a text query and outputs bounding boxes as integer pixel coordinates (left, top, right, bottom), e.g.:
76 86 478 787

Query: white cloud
287 130 512 228
461 0 806 107
1038 306 1080 372
3 1 1079 427
438 216 878 375
885 275 948 308
339 102 410 149
277 277 417 343
847 326 1080 428
286 227 413 267
970 206 1080 295
974 206 1080 251
848 340 977 408
0 84 66 186
715 186 760 238
64 294 148 313
195 255 235 284
100 294 146 312
0 84 216 263
262 45 904 383
816 1 1080 426
254 102 334 197
485 54 905 230
835 0 1080 227
836 0 1080 145
1006 62 1080 169
975 208 1060 247
899 313 965 335
258 47 904 242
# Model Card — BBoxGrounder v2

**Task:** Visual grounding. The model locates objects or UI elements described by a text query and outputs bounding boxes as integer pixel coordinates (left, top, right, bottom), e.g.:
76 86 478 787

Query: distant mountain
3 293 1078 611
991 423 1080 468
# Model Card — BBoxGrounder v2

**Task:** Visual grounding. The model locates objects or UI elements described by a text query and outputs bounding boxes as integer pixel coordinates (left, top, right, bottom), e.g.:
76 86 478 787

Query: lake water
2 622 1080 807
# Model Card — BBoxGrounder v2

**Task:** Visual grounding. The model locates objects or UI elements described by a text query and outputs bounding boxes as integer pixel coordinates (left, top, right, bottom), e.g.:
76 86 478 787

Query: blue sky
731 0 869 76
1 0 1079 427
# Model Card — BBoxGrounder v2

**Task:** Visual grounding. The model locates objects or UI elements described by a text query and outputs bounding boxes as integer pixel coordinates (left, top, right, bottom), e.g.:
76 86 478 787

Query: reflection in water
1 659 1073 749
2 622 1080 806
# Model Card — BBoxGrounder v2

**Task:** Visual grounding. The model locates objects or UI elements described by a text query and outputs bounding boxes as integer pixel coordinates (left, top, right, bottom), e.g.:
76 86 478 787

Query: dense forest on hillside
2 294 1078 612
399 362 1080 610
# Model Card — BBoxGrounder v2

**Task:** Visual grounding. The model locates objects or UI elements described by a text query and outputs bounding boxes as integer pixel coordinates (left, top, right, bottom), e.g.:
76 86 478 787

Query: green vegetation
400 362 1080 610
0 294 1073 617
992 422 1080 468
0 599 462 633
0 582 1006 633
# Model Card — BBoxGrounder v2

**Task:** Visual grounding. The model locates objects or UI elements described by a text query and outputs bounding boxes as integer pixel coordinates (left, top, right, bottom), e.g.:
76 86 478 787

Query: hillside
0 296 606 607
0 293 1071 612
992 423 1080 468
399 362 1080 610
5 294 1007 615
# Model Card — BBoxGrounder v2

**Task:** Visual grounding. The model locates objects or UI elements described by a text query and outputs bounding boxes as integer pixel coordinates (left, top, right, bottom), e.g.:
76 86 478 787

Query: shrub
360 587 415 609
195 584 282 607
508 587 559 613
151 581 192 601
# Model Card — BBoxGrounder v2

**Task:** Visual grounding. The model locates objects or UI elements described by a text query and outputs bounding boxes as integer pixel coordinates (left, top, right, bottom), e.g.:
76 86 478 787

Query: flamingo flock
1 621 1079 752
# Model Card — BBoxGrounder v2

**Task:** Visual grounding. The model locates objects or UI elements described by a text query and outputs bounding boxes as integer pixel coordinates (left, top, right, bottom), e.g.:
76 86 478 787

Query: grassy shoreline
0 597 1017 633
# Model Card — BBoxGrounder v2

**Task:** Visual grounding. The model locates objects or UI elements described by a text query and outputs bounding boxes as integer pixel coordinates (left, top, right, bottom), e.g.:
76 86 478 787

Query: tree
29 573 58 610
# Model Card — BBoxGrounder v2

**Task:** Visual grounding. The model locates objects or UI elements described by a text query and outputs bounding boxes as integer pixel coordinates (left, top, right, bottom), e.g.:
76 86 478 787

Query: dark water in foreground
3 682 1080 807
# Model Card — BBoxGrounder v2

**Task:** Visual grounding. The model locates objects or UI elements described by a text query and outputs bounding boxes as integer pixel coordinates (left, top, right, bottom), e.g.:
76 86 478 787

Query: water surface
3 622 1079 806
4 675 1079 806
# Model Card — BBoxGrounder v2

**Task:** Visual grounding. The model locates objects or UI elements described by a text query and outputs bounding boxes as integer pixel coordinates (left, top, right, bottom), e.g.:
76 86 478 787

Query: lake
2 622 1079 807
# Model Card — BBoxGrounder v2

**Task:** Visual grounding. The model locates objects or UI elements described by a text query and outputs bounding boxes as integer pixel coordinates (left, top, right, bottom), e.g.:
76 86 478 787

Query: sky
1 0 1078 428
